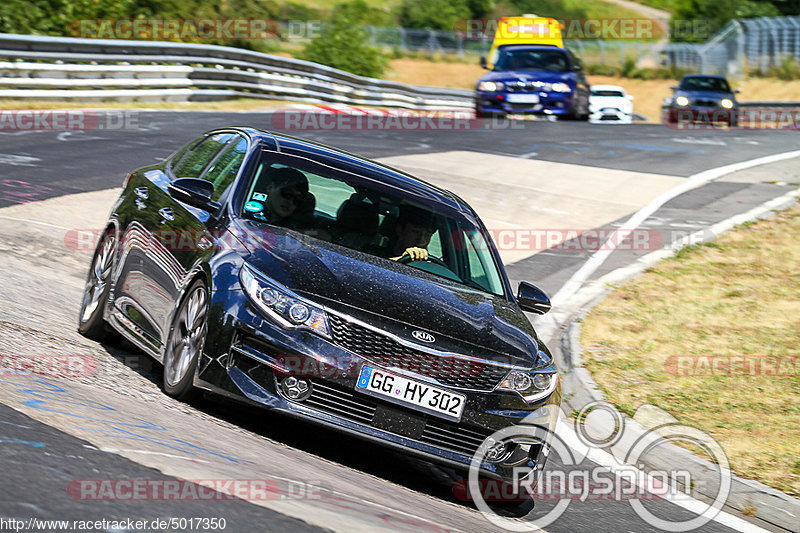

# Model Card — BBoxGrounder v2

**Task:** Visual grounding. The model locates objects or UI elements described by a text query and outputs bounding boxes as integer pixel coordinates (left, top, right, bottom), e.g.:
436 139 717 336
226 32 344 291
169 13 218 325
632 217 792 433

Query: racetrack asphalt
0 111 796 532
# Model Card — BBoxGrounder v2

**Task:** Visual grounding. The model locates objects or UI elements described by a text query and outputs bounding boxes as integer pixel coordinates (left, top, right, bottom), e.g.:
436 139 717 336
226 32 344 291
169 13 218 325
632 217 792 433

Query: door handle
158 207 175 222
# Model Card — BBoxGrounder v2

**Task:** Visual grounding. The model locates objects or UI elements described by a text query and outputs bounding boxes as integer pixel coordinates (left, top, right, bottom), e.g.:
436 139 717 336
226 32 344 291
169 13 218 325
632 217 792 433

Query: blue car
663 74 739 127
476 45 590 120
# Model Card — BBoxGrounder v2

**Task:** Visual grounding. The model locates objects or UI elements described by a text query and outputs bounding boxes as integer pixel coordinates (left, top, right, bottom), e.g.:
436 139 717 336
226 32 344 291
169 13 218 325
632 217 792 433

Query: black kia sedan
79 128 560 480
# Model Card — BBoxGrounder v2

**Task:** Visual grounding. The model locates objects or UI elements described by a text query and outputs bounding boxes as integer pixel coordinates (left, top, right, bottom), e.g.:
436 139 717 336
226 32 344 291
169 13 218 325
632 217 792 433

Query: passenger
373 205 436 262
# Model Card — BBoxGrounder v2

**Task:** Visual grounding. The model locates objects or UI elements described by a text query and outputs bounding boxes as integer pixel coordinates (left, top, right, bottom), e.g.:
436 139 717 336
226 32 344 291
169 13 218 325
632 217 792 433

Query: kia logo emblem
412 330 435 343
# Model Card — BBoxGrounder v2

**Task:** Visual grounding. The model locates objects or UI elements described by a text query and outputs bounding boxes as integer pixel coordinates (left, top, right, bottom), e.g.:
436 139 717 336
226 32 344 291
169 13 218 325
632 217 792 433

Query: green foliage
671 0 784 42
398 0 472 30
0 0 135 35
753 55 800 80
301 0 387 77
509 0 588 19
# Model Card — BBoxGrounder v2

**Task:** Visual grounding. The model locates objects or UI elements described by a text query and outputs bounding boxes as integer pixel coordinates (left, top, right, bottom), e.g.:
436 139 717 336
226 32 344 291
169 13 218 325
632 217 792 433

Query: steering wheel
398 254 449 269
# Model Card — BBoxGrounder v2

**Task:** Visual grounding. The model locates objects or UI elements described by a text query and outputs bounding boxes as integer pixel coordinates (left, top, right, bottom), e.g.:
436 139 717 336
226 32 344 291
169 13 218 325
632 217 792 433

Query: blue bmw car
78 128 561 482
476 45 590 120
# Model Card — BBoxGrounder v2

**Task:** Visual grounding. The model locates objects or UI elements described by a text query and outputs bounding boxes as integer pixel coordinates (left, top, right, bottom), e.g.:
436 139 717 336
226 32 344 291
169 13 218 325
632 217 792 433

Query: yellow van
484 15 564 70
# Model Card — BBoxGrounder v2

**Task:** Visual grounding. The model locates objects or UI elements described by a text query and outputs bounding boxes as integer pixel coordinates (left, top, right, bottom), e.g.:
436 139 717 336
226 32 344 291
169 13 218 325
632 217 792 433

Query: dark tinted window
201 136 248 201
495 48 569 71
592 89 625 97
680 77 731 93
173 133 234 179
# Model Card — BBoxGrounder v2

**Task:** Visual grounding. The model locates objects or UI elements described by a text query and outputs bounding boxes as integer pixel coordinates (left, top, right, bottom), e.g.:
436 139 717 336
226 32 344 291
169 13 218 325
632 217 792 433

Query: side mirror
480 56 488 69
517 282 551 315
734 89 741 94
572 64 583 72
670 86 678 91
168 177 221 213
627 94 635 100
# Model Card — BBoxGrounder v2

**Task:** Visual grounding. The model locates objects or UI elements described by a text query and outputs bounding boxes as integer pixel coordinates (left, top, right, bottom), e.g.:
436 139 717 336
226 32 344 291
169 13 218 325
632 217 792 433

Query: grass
580 206 800 496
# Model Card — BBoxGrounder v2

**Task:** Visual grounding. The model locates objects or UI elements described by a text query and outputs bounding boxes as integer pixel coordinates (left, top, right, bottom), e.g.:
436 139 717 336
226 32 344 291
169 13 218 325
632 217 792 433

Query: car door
133 132 247 351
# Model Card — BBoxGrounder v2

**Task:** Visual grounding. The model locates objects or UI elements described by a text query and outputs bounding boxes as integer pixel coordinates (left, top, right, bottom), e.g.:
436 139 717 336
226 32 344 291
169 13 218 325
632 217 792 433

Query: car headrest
337 194 378 235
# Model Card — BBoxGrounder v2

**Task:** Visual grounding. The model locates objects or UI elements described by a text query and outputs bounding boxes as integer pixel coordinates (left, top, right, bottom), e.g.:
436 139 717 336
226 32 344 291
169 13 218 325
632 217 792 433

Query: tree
301 0 387 78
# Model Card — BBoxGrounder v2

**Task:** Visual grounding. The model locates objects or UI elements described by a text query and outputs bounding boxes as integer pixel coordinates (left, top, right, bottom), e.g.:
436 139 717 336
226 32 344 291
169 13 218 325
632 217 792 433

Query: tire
162 279 208 401
78 227 119 342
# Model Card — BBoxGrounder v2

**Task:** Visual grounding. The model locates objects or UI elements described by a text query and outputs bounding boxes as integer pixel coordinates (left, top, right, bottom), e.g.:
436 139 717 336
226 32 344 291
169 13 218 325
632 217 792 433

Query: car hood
234 220 543 367
479 69 575 85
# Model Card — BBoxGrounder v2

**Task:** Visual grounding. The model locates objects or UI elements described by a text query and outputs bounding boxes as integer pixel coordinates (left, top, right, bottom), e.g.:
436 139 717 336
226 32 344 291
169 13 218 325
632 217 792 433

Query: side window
169 135 205 170
201 136 248 201
172 133 234 180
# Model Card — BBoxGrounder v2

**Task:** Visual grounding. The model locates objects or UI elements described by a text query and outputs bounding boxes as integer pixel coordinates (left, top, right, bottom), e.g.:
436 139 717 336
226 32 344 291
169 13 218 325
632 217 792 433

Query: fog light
483 438 509 462
279 376 312 401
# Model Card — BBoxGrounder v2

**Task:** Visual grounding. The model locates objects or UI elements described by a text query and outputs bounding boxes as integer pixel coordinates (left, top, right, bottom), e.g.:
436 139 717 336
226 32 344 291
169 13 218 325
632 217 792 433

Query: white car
589 85 634 123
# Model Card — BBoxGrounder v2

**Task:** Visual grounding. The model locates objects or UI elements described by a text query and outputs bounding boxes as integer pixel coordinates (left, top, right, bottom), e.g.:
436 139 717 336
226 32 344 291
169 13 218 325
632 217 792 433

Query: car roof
227 127 475 218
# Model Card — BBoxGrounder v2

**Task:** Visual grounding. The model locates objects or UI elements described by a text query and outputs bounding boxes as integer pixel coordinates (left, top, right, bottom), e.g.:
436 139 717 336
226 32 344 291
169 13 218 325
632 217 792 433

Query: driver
259 167 313 230
384 205 436 262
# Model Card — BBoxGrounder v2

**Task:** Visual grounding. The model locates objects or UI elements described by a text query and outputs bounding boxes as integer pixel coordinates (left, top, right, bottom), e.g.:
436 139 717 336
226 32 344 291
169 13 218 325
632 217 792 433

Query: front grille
505 81 547 92
302 379 492 457
304 379 378 425
421 419 494 457
328 314 509 391
694 99 719 107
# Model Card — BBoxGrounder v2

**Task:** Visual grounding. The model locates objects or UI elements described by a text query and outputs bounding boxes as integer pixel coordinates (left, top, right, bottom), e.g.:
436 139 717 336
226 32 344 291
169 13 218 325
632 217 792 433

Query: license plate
356 365 466 421
506 93 540 104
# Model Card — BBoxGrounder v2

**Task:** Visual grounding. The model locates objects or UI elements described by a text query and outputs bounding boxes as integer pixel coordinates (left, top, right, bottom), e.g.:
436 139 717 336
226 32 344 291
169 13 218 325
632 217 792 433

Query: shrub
300 0 387 78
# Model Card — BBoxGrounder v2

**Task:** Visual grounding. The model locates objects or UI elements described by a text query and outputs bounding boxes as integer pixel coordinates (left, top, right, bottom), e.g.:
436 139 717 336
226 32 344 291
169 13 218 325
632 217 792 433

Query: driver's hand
392 247 428 261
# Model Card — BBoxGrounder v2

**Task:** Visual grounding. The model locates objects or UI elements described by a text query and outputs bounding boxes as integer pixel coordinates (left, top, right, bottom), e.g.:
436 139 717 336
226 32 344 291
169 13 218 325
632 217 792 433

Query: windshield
679 77 731 93
592 89 624 97
494 48 569 72
239 151 507 296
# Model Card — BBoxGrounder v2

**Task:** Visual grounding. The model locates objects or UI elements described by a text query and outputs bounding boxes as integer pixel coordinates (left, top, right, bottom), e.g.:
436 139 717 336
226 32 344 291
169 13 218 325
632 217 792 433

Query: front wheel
78 227 118 342
162 279 208 401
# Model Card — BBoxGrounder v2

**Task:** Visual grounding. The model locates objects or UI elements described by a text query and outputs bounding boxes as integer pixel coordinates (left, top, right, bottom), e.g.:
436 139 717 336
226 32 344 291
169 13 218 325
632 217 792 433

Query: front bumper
589 108 632 123
196 288 561 479
665 107 736 124
476 91 573 117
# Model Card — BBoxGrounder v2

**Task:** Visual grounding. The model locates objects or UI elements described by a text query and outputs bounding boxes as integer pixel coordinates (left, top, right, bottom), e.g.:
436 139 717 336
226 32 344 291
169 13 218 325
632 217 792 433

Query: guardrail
0 33 475 110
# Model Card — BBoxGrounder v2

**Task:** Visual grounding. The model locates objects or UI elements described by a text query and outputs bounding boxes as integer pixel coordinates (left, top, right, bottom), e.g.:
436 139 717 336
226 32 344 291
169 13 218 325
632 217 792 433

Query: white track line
555 421 773 533
550 149 800 308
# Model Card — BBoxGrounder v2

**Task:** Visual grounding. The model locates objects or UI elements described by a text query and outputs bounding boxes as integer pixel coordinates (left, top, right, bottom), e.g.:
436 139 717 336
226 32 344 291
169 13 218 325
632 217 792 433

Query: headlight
497 363 558 403
720 98 734 109
240 265 330 338
478 81 503 92
675 96 690 107
550 82 571 93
